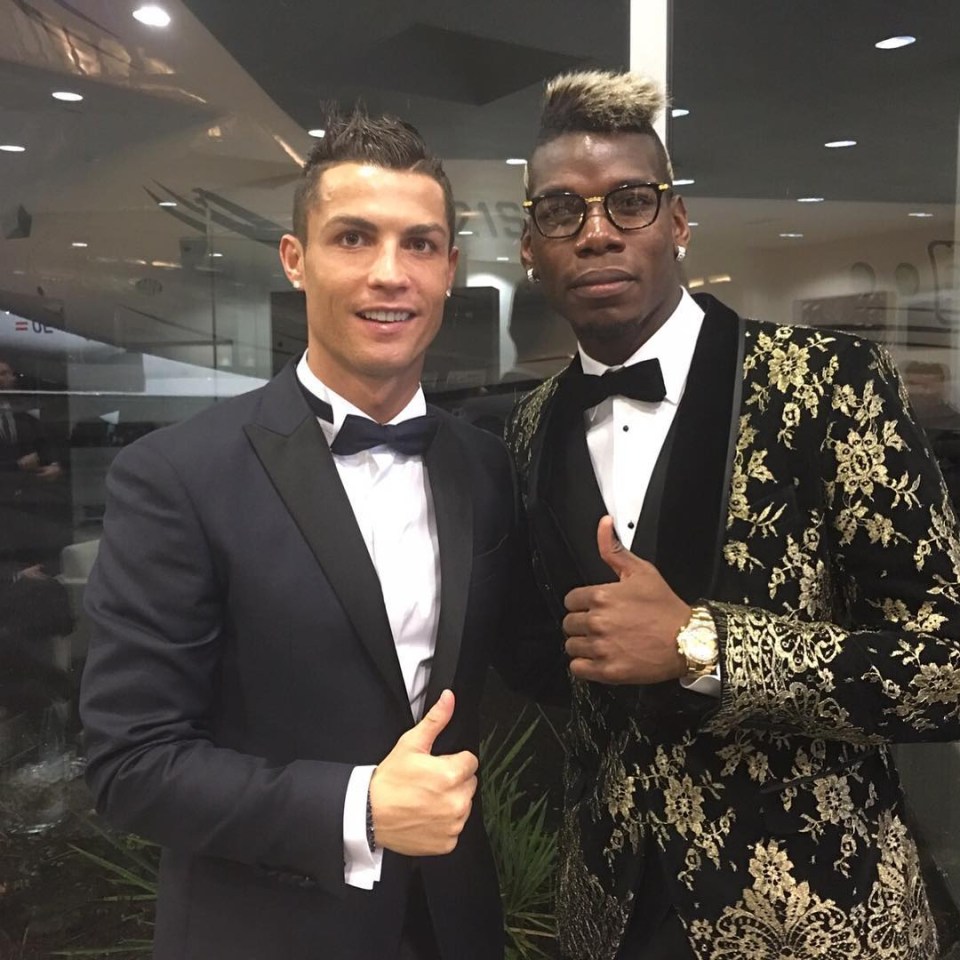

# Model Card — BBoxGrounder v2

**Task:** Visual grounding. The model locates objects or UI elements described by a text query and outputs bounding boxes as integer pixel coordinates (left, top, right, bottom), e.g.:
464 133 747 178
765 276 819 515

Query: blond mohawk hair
525 69 674 190
538 70 666 141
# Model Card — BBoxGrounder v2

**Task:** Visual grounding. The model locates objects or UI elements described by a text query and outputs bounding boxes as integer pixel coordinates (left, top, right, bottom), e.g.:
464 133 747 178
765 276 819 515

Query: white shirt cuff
679 662 722 698
343 765 383 889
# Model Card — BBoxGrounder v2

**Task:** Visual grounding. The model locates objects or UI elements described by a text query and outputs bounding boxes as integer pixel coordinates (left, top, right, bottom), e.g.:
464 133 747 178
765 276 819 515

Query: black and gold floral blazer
505 293 960 960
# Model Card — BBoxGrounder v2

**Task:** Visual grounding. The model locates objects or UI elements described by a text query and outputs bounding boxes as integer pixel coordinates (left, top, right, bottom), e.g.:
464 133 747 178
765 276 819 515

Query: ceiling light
71 241 88 248
157 200 177 208
0 144 26 152
797 197 825 203
824 140 856 148
688 278 704 289
687 221 700 227
780 232 804 238
457 230 474 236
673 178 695 186
708 274 732 284
52 91 83 102
496 256 510 262
908 211 933 218
671 108 690 118
133 5 171 27
875 35 916 50
308 129 326 138
505 158 526 165
209 252 224 258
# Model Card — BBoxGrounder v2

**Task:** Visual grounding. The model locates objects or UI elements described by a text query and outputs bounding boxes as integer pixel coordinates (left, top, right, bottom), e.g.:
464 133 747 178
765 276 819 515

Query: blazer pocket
750 482 801 523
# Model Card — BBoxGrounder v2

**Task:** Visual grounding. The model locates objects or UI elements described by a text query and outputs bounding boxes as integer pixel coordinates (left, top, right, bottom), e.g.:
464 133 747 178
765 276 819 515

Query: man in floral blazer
505 68 960 960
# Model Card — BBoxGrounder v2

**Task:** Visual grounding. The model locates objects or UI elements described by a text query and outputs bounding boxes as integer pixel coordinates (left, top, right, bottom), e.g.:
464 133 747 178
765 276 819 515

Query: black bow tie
332 414 438 456
300 386 437 457
571 358 666 409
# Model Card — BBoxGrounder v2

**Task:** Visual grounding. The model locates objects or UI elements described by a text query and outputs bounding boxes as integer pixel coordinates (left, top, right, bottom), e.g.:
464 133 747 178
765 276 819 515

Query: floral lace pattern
506 315 955 960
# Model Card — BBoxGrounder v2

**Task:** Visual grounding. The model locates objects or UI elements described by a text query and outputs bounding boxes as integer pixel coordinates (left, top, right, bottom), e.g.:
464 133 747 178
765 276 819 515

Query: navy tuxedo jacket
81 362 550 960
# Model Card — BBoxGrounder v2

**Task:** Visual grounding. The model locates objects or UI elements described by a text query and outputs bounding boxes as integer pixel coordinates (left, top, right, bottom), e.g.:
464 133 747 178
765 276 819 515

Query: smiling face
522 131 689 366
279 163 458 419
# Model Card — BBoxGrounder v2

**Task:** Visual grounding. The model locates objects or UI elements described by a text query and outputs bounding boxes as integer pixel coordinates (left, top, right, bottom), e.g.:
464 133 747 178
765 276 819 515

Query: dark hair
528 70 674 189
292 106 454 245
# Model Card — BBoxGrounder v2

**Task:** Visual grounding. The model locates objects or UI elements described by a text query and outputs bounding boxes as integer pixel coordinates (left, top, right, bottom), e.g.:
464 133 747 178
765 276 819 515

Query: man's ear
278 234 304 288
520 223 534 273
671 195 691 252
446 244 460 292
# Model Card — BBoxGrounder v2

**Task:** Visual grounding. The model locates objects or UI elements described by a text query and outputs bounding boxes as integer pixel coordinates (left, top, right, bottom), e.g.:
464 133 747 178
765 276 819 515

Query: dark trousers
398 872 441 960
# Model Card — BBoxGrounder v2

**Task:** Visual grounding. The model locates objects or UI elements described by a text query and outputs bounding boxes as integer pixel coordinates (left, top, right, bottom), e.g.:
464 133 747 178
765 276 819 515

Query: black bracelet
365 788 376 853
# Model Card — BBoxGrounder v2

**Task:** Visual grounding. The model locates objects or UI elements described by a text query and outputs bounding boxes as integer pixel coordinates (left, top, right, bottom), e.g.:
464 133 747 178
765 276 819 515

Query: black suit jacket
80 362 538 960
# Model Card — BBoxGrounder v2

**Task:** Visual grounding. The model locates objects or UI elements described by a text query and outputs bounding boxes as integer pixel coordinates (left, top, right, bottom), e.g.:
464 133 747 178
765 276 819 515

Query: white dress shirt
297 354 440 889
578 288 720 697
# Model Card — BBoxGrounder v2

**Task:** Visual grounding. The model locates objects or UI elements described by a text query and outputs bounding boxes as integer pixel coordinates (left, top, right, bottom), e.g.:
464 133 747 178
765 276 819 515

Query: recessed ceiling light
780 232 804 238
673 178 695 186
688 278 704 289
875 35 916 50
908 212 934 218
505 158 526 165
457 230 474 236
308 129 326 138
687 221 700 227
797 197 825 203
133 4 171 27
496 256 510 262
71 241 88 248
824 140 857 148
671 108 690 118
52 91 83 102
157 200 177 208
708 274 732 284
209 252 224 258
0 144 26 152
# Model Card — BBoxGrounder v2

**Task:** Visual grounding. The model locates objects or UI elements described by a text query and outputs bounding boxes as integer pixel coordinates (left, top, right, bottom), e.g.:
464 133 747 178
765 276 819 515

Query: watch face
686 631 717 664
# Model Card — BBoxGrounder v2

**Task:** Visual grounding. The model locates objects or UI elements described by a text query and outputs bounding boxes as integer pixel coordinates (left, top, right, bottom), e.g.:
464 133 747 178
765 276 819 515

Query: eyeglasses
522 182 672 239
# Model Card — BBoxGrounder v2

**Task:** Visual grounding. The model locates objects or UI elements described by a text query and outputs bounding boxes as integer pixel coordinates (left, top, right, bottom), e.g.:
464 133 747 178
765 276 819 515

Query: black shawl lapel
421 412 473 712
243 364 412 722
526 359 600 597
654 294 745 603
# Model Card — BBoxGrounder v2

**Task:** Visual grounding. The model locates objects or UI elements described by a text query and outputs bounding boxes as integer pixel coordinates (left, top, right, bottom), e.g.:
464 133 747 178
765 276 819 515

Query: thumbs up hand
562 517 692 685
369 690 478 857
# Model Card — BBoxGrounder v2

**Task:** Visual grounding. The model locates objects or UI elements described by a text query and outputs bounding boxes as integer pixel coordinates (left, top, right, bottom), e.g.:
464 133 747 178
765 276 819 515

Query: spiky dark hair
292 104 454 244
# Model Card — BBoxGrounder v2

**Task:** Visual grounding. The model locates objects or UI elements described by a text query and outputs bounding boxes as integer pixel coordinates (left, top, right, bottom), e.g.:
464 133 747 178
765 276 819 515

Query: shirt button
627 521 635 529
622 425 629 432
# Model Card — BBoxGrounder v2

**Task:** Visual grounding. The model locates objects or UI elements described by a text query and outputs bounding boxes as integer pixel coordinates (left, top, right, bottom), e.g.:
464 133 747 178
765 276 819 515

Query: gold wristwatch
676 605 719 678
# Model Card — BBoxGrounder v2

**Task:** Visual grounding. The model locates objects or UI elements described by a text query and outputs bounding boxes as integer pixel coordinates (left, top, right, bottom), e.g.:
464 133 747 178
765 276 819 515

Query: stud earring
526 267 539 283
675 246 687 262
292 279 301 289
445 289 452 299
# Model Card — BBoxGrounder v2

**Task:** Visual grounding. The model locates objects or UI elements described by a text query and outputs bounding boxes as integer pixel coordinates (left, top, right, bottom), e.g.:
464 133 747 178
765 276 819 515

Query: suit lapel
654 294 744 602
422 412 473 711
244 365 411 721
527 360 601 595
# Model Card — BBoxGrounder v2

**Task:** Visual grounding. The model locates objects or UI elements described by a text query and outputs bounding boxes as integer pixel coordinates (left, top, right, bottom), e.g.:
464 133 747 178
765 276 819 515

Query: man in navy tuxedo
81 107 552 960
